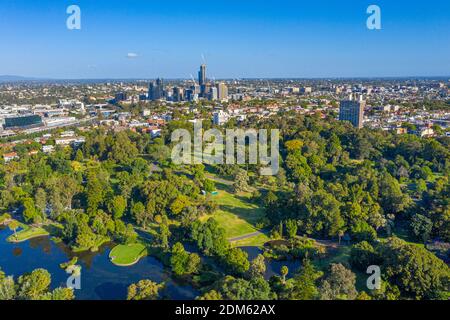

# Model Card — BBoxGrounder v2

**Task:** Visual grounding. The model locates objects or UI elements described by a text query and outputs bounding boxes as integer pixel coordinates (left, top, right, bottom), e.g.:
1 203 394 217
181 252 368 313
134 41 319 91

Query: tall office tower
198 64 208 97
172 87 184 102
191 84 200 95
198 64 207 86
148 78 165 101
209 87 218 101
339 94 365 129
217 82 228 101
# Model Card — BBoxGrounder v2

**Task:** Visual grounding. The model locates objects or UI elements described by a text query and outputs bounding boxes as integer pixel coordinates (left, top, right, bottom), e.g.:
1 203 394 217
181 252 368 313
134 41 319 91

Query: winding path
229 231 264 242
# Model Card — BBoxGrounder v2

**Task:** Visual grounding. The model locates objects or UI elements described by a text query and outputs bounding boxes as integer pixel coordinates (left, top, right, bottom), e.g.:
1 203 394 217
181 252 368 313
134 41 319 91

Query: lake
0 226 303 300
0 226 199 300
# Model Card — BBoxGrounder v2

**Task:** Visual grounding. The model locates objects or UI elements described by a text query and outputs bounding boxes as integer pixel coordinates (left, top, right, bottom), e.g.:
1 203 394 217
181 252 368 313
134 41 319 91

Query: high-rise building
217 82 228 101
300 87 312 94
198 64 207 86
209 87 218 101
339 94 365 129
148 78 165 101
172 87 184 102
198 64 208 97
115 92 128 102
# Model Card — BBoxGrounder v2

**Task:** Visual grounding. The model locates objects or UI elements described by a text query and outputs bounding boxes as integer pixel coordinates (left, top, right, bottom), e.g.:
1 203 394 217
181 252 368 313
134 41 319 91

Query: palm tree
8 220 20 240
280 266 289 285
338 230 345 245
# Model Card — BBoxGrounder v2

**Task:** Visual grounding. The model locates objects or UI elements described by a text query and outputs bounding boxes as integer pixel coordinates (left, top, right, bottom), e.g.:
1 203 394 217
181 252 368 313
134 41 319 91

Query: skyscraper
198 64 208 98
148 78 165 101
172 87 184 102
198 64 207 86
209 87 218 101
217 82 228 101
339 94 365 129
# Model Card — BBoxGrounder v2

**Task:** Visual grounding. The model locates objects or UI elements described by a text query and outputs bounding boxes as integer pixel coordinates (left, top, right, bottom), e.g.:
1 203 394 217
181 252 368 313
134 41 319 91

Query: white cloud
127 53 139 59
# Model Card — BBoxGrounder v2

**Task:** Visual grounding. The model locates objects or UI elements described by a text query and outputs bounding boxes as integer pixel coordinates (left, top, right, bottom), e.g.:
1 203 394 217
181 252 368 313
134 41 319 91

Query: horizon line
1 75 450 82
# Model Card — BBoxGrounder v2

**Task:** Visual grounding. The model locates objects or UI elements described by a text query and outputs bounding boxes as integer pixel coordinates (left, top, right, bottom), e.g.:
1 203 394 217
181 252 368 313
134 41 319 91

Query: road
229 231 264 242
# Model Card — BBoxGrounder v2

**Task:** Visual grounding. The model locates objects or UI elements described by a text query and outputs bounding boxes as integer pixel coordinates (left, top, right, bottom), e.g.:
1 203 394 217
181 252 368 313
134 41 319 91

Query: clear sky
0 0 449 79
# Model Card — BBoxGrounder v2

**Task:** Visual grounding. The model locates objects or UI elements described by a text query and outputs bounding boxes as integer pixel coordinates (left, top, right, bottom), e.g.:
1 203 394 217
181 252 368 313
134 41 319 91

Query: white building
213 111 230 125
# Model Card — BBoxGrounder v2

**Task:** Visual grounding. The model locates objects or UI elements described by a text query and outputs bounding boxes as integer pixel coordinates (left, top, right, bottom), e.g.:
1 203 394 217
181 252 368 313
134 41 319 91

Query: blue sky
0 0 449 79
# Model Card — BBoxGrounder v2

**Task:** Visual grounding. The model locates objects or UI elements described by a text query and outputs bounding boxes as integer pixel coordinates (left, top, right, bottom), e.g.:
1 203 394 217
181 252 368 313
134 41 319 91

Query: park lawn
109 243 147 266
313 245 352 271
201 185 266 239
312 245 369 292
231 233 270 248
7 226 49 243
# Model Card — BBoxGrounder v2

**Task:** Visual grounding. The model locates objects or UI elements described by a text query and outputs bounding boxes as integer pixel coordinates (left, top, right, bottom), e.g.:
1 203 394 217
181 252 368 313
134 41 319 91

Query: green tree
131 202 147 227
170 195 191 215
109 195 127 219
280 266 289 284
198 290 223 300
191 218 229 256
349 241 380 272
17 269 52 300
319 264 358 300
289 259 322 300
0 276 16 300
8 219 20 239
379 173 411 214
410 214 433 243
285 220 298 239
34 188 47 217
233 168 249 193
219 276 273 300
170 242 200 276
127 280 163 300
249 254 266 277
380 237 450 299
224 248 250 275
22 197 40 223
51 287 75 300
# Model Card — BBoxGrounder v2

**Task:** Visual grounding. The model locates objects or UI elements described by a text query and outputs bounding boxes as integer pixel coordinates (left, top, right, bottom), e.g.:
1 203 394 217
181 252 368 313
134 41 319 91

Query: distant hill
0 75 41 82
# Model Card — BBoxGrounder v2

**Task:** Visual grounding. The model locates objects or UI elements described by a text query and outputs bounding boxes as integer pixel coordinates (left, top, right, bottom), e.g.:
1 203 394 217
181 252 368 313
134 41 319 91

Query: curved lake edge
109 243 148 267
7 233 49 243
0 226 200 300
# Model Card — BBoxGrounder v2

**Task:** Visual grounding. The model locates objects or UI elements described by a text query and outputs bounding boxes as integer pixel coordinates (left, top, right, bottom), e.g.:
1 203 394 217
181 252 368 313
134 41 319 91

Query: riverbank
7 226 49 243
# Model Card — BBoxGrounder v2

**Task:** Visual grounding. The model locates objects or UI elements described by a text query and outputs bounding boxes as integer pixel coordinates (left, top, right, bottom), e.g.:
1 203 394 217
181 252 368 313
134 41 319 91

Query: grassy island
109 243 147 266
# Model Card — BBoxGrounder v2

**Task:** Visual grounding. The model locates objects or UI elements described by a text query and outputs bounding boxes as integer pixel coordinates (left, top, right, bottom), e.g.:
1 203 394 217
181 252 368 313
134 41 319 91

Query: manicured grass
201 183 266 239
7 226 49 243
231 233 270 248
109 243 147 266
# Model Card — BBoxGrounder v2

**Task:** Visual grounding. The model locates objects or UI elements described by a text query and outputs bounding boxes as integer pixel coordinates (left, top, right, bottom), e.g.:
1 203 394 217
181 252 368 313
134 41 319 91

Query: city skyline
1 0 450 79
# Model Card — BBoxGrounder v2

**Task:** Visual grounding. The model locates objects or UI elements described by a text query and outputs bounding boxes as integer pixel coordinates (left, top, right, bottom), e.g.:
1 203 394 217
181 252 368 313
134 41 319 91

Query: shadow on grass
220 205 264 225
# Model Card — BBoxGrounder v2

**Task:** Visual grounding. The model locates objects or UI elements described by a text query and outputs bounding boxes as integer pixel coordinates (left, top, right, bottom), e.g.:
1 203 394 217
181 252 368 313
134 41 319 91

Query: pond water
0 225 303 300
0 226 199 300
240 246 302 279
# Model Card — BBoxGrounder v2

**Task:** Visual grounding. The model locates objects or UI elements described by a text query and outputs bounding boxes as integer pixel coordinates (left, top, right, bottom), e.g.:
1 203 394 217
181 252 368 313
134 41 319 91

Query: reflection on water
0 227 198 300
12 247 22 257
0 226 301 300
29 236 52 254
240 246 302 279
